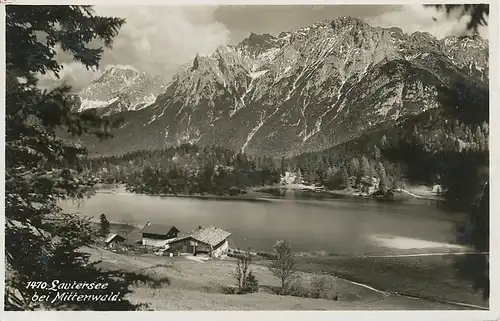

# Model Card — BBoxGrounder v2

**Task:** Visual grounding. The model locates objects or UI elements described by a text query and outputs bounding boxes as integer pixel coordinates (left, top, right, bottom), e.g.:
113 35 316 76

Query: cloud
40 6 230 92
36 62 104 92
366 5 489 39
38 5 489 92
95 6 230 77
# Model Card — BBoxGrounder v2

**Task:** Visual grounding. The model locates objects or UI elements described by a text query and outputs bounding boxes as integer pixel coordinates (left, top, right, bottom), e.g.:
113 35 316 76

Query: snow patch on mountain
77 67 165 114
80 98 119 111
241 113 265 153
249 70 268 79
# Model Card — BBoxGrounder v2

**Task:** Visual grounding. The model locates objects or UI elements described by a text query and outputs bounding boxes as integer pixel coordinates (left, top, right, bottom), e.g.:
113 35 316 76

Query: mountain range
75 16 489 157
71 66 167 115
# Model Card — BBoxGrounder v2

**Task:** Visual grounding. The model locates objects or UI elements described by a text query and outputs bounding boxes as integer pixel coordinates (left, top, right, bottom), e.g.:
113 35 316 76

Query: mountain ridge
75 16 488 157
75 66 167 115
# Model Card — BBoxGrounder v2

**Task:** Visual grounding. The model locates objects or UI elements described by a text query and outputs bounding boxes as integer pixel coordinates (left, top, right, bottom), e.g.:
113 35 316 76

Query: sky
37 4 489 92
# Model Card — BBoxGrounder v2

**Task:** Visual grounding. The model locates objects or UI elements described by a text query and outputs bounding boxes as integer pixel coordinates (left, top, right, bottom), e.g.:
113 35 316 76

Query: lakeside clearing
93 222 486 310
83 245 480 310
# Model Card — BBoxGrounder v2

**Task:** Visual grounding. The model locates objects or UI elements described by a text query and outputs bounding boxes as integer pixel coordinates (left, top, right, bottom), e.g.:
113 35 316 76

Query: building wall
211 239 230 258
141 231 178 248
166 230 179 239
142 237 169 248
106 240 125 250
168 238 230 257
168 239 191 253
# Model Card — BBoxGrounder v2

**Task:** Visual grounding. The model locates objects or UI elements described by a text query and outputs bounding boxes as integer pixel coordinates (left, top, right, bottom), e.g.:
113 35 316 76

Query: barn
104 233 126 249
140 222 180 248
167 226 231 258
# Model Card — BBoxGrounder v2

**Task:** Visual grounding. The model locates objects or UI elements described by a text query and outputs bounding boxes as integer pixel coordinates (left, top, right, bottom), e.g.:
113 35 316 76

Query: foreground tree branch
5 5 168 310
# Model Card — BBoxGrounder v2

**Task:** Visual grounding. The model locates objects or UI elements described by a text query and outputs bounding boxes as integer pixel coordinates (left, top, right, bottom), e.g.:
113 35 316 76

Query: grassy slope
96 220 486 309
83 246 475 310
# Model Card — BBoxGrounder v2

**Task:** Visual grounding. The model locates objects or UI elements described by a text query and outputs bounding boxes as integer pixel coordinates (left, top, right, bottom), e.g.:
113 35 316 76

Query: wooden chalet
140 222 180 248
104 233 126 249
166 226 231 258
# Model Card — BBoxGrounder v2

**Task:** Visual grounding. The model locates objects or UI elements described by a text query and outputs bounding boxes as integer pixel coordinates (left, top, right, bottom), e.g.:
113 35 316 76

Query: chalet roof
140 224 179 236
104 233 126 244
168 226 231 247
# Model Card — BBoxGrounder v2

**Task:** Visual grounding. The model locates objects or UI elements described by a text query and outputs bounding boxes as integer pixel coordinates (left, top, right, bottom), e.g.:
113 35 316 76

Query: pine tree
376 161 386 179
376 162 388 192
5 6 166 310
280 156 286 176
373 145 381 161
360 155 371 178
99 214 110 236
348 158 360 178
244 270 259 293
475 125 486 151
340 166 350 189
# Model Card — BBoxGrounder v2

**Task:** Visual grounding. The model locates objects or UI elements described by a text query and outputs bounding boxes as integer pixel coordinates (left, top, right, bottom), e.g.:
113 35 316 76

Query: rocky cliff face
82 17 488 157
77 66 166 115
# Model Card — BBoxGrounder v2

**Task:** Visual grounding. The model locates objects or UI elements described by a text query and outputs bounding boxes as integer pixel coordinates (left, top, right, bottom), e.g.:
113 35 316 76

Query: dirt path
83 246 484 310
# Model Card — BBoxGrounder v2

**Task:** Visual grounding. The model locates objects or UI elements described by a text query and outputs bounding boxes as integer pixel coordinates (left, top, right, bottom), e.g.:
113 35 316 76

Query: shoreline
253 184 446 202
95 186 274 202
95 183 445 203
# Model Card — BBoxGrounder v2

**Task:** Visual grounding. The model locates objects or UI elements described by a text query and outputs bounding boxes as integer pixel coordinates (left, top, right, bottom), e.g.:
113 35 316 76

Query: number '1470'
26 282 48 289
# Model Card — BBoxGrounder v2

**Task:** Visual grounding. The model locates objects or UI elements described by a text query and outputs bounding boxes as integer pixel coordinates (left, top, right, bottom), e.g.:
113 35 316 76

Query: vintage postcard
2 1 496 319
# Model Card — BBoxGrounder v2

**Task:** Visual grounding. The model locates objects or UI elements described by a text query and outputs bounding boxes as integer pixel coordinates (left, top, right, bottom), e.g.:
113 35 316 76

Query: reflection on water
257 188 345 200
61 189 464 255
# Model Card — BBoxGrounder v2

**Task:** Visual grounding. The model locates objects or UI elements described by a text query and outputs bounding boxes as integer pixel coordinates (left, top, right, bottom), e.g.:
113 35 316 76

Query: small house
167 226 231 258
280 171 297 185
104 233 126 249
140 222 180 248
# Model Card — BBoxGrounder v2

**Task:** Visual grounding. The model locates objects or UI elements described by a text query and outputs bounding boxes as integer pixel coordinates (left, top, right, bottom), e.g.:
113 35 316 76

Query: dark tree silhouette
5 5 168 310
428 4 489 34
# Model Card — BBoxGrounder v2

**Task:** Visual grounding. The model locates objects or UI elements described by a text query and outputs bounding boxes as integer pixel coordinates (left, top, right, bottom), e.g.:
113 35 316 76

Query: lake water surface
61 188 467 255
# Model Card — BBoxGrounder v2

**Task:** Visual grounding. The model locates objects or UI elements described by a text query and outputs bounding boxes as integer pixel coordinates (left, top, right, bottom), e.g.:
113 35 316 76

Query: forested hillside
85 144 281 196
288 106 488 206
85 104 488 205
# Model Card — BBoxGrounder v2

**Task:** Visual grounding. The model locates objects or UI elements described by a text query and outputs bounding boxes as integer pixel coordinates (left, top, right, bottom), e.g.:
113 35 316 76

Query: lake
61 188 468 256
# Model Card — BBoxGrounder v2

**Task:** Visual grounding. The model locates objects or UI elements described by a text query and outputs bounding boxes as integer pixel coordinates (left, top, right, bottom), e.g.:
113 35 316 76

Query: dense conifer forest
87 107 488 205
86 144 281 196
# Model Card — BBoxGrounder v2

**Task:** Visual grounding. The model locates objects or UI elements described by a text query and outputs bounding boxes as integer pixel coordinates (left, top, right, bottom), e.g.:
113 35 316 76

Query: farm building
166 226 231 258
140 222 180 248
104 233 126 249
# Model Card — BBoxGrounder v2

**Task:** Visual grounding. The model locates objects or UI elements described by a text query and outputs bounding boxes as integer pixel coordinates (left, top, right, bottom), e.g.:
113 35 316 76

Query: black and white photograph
3 1 494 313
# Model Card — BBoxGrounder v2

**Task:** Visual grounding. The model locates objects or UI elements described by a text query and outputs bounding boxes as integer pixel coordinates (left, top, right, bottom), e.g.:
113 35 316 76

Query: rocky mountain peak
243 32 277 47
83 18 488 157
77 66 166 114
192 54 201 71
95 66 139 84
236 32 279 58
329 16 370 31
